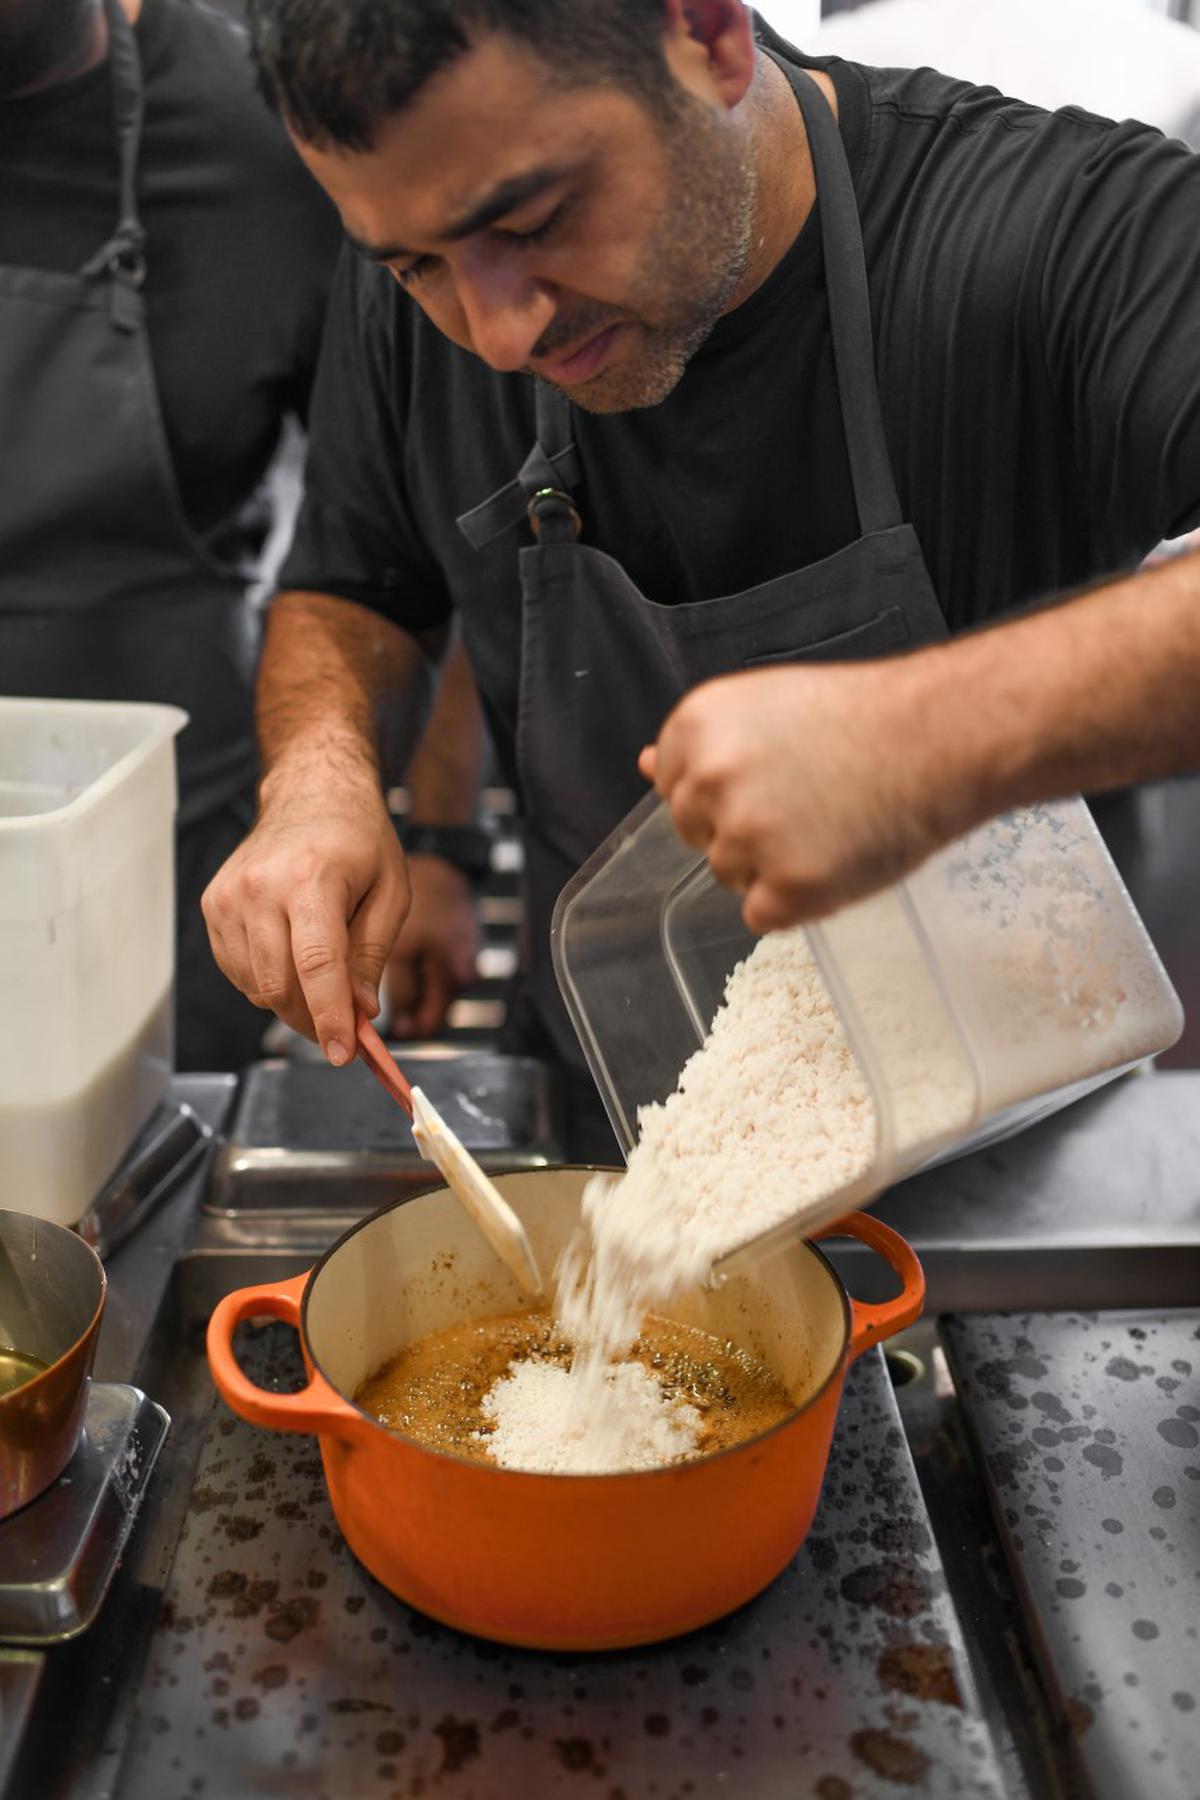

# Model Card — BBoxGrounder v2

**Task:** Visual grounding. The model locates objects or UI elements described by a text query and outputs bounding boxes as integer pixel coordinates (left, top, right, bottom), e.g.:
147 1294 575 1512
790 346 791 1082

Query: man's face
293 32 756 412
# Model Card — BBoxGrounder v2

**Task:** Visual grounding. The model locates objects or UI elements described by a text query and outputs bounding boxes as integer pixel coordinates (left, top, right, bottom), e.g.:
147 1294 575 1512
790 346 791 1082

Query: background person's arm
202 588 440 1064
645 548 1200 932
385 633 488 1038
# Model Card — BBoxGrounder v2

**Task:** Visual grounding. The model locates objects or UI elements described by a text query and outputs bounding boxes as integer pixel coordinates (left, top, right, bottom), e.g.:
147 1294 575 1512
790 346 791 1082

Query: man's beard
528 94 756 414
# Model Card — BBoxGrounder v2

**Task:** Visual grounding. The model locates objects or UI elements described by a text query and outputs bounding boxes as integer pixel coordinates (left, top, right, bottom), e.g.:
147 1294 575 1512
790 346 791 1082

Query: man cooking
203 0 1200 1154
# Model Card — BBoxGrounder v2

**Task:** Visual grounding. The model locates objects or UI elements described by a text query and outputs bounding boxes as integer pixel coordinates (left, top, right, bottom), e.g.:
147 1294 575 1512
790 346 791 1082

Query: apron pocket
744 604 910 667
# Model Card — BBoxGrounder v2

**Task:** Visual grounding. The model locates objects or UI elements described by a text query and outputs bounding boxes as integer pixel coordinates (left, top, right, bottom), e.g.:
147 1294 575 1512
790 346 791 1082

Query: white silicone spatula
409 1086 544 1299
355 1014 543 1298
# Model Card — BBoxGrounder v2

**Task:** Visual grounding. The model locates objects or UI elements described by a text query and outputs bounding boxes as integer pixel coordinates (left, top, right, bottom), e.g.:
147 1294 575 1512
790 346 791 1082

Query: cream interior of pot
304 1169 849 1425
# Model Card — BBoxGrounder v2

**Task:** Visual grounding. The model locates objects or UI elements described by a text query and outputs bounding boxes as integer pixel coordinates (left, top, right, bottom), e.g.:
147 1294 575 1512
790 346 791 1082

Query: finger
211 866 316 1038
649 700 700 801
414 953 453 1039
209 920 267 1019
706 834 756 894
202 883 256 1008
664 778 716 853
637 744 657 783
289 880 356 1066
245 907 313 1036
743 877 810 936
201 907 237 988
348 873 409 1019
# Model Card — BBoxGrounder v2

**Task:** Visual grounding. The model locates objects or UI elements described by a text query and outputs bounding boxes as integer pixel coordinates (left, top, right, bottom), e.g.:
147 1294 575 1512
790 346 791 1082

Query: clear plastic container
0 698 186 1226
552 792 1183 1249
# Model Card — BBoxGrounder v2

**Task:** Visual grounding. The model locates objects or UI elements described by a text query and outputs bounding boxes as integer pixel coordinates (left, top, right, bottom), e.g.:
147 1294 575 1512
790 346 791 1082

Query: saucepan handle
812 1211 925 1360
207 1271 367 1440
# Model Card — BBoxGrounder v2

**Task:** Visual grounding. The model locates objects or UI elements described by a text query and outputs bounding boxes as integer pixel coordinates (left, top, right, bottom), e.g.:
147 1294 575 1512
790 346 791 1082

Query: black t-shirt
0 0 341 540
281 26 1200 781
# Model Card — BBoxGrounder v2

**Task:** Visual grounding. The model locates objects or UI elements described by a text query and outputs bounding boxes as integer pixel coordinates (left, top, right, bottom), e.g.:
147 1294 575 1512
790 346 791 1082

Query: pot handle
207 1271 368 1441
812 1211 925 1361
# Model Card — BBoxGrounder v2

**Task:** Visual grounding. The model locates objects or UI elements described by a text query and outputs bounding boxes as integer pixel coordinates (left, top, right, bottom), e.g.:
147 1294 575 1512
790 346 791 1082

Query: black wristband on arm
399 821 494 885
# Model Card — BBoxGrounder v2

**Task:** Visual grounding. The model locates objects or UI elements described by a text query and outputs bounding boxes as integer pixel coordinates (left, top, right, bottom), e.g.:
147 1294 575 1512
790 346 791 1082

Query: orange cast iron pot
207 1168 923 1651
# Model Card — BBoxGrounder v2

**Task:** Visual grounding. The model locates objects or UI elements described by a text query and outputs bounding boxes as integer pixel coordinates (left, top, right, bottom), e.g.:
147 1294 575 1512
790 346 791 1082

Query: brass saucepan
0 1209 106 1519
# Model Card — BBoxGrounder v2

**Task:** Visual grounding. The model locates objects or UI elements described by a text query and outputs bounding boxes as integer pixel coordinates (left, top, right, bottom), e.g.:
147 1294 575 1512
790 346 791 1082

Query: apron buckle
110 245 147 289
527 487 582 542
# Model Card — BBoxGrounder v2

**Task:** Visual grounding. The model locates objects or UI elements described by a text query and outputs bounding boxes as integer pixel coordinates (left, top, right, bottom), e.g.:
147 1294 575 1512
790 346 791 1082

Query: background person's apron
0 0 266 1071
458 69 951 1159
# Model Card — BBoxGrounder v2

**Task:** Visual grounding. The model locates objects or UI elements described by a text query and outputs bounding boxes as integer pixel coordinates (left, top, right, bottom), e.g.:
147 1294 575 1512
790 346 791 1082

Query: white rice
481 1357 702 1475
486 927 915 1473
557 928 885 1364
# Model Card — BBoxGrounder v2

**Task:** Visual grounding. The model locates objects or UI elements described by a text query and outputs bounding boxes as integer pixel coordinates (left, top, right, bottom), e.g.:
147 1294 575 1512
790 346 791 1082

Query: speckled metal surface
118 1328 1004 1800
943 1310 1200 1800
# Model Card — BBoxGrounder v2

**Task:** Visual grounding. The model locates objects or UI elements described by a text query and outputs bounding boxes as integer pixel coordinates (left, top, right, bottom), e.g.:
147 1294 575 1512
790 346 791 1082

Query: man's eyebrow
345 230 415 264
344 165 570 265
443 166 569 241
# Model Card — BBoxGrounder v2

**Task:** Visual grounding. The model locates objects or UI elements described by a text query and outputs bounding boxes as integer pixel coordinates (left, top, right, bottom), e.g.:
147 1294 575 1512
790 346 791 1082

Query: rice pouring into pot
483 928 965 1474
360 926 970 1475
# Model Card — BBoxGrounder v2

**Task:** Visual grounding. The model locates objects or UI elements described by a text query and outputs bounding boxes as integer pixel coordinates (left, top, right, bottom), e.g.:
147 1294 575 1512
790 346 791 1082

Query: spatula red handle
355 1013 415 1119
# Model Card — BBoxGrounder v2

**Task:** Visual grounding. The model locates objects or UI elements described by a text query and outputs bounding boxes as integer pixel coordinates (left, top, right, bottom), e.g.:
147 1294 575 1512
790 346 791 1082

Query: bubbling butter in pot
354 1309 794 1475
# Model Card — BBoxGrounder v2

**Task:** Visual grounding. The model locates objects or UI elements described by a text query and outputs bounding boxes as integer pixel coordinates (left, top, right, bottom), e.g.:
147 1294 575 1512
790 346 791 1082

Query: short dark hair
246 0 675 152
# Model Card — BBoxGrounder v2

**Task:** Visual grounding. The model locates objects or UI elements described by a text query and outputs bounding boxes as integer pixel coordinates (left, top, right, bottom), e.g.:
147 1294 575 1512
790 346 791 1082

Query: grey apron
461 68 949 1158
0 0 266 1070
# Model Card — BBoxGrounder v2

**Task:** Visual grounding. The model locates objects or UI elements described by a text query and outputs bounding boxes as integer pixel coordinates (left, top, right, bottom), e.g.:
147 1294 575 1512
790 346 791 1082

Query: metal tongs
354 1014 543 1297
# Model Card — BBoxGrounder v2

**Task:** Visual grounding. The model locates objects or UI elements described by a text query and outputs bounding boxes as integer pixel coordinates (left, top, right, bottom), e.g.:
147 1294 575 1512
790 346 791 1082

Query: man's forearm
257 590 437 805
914 549 1200 840
647 548 1200 932
205 588 426 1053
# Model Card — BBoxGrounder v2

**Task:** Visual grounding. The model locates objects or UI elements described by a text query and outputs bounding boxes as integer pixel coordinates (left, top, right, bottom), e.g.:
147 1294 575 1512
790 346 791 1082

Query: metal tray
0 1383 169 1644
206 1053 564 1217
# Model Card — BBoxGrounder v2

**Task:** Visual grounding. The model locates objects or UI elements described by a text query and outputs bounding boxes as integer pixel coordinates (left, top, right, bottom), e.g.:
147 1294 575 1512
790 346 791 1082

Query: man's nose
454 243 557 373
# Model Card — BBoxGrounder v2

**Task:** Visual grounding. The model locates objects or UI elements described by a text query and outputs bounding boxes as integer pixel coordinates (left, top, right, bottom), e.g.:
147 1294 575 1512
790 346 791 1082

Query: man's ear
660 0 757 110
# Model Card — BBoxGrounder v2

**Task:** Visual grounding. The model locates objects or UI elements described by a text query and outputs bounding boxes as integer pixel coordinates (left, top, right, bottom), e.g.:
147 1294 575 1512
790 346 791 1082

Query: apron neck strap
512 377 581 540
454 376 581 548
80 0 146 311
791 68 902 537
533 379 573 468
513 377 576 498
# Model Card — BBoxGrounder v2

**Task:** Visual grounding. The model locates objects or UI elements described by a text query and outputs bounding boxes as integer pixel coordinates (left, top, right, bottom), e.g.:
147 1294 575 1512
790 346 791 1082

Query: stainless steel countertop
5 1064 1200 1800
885 1068 1200 1249
838 1069 1200 1311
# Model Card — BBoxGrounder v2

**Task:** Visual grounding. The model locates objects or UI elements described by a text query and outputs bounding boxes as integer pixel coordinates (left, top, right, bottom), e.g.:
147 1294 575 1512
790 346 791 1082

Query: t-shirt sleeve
279 246 454 634
1040 117 1200 545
